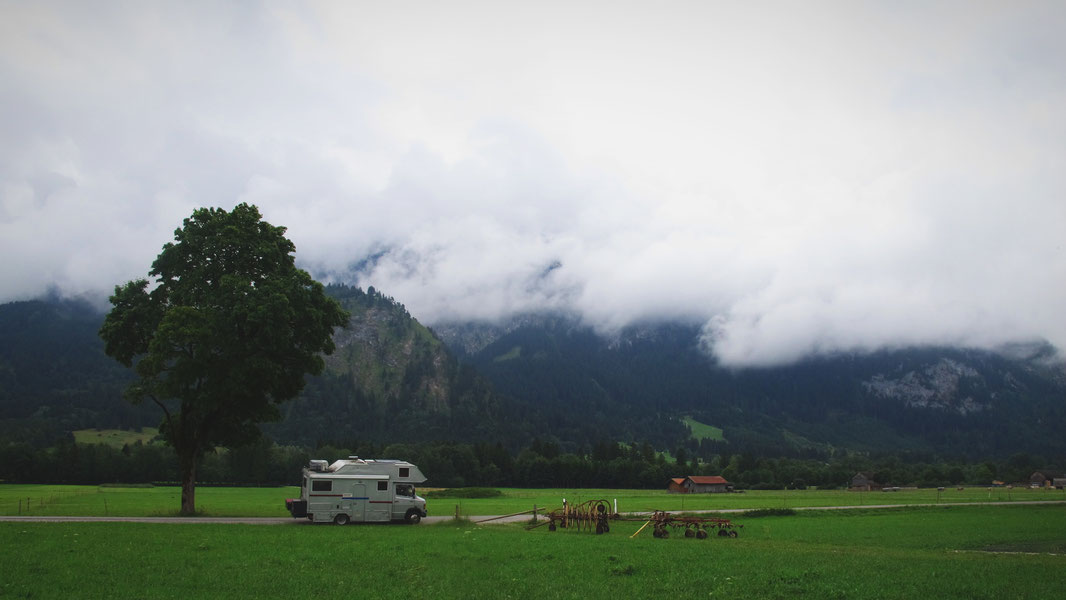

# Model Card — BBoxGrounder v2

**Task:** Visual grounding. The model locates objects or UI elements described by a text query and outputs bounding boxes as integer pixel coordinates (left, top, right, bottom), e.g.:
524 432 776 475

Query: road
2 500 1063 525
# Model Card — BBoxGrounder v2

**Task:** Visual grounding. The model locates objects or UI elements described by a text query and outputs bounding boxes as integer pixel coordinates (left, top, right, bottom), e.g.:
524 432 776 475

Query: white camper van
285 457 428 525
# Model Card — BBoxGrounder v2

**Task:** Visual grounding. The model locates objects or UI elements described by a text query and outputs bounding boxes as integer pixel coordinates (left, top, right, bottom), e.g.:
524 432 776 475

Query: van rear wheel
334 514 350 526
405 510 422 525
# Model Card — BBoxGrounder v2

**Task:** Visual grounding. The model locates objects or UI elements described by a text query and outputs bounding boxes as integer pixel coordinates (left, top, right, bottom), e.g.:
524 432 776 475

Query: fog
2 1 1064 365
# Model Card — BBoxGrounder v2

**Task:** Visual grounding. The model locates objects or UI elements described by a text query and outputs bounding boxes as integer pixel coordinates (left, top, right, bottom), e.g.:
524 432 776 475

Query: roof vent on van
308 460 329 472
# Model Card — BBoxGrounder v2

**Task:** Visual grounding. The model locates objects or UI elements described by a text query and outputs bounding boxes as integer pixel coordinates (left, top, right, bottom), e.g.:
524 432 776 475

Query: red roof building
667 475 734 493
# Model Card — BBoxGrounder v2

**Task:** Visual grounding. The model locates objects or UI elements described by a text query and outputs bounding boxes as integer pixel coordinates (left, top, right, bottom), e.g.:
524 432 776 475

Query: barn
850 472 884 491
667 475 733 493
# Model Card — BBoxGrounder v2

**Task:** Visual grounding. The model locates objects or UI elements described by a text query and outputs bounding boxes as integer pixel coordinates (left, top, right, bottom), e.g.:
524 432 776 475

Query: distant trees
1 432 1061 490
99 204 349 514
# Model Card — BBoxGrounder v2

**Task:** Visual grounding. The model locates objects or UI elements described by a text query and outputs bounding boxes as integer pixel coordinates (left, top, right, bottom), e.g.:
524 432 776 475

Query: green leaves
99 203 349 513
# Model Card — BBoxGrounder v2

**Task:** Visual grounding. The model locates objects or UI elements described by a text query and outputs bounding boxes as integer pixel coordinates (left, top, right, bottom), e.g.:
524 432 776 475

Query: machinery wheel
696 529 708 539
405 510 422 525
729 530 738 538
684 528 695 538
334 513 350 526
718 528 729 537
596 522 605 535
549 522 557 532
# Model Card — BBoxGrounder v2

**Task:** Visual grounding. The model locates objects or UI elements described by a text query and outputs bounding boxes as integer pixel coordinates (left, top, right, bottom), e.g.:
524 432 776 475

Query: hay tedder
525 499 615 534
630 510 741 539
524 500 741 540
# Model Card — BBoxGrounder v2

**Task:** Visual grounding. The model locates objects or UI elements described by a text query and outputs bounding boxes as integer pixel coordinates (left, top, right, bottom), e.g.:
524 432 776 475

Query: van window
399 467 410 477
396 483 414 497
378 481 388 491
311 480 332 492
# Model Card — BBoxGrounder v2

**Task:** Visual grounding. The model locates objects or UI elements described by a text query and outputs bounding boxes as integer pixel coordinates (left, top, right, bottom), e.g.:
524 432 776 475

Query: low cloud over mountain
2 1 1064 366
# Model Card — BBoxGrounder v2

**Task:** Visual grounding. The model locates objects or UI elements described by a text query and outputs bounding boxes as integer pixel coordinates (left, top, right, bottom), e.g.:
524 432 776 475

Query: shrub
422 487 503 499
742 508 797 518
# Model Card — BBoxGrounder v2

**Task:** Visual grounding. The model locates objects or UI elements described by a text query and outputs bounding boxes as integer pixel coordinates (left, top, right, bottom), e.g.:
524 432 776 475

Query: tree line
1 434 1056 490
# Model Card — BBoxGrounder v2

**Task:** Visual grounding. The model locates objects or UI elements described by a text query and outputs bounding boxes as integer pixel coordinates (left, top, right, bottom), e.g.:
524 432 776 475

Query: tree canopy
99 203 349 513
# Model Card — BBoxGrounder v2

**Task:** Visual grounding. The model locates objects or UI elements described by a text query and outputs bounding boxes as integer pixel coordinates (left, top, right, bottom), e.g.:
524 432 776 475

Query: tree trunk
180 454 197 516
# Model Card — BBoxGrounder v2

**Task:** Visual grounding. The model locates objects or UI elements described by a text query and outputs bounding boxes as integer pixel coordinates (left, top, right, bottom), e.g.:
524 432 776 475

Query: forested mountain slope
437 316 1066 460
264 285 538 446
0 296 152 444
2 293 1063 461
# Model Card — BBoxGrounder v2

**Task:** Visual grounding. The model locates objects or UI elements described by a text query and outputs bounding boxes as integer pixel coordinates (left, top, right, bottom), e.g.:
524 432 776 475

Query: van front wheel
405 510 422 525
334 514 350 526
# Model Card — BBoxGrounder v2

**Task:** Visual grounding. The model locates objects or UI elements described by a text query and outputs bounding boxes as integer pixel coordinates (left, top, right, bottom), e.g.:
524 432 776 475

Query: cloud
1 1 1064 365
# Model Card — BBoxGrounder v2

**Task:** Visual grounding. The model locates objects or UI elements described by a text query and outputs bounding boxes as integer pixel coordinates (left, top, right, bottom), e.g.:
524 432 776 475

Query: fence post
532 504 537 523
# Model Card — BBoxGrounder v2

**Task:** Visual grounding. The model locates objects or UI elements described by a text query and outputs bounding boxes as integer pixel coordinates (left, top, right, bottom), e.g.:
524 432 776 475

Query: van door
392 482 416 520
342 483 367 522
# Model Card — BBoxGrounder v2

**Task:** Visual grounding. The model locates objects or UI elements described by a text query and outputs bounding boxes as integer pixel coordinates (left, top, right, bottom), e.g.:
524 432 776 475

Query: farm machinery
525 499 616 534
631 510 741 539
524 500 741 539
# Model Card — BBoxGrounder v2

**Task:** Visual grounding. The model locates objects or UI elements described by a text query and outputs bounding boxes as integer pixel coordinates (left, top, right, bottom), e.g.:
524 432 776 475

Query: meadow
3 483 1065 518
2 504 1064 598
71 427 159 449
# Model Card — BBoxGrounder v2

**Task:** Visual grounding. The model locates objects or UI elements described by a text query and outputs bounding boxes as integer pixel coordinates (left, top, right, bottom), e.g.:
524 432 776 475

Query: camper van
285 457 428 525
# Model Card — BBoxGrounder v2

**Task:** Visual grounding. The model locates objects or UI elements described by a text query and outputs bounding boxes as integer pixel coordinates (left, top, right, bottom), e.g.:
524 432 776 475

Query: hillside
264 285 537 446
2 293 1063 461
436 315 1066 460
0 296 153 445
0 288 537 449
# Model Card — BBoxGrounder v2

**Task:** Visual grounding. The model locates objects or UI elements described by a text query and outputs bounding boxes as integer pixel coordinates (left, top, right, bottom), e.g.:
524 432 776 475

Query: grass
0 484 298 517
4 484 1065 518
71 427 159 448
2 504 1064 598
493 345 522 362
432 485 1066 517
682 416 726 442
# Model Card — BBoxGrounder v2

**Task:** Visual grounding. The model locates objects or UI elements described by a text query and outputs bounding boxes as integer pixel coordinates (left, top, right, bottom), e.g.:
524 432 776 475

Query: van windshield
395 483 415 497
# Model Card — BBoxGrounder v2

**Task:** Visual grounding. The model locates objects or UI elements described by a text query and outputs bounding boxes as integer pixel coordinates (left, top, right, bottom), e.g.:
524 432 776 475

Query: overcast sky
2 1 1064 366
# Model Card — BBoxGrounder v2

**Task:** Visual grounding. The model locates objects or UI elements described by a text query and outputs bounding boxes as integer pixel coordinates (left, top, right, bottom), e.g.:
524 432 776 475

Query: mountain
435 315 1066 460
0 288 535 449
264 285 538 446
0 295 154 444
2 292 1063 461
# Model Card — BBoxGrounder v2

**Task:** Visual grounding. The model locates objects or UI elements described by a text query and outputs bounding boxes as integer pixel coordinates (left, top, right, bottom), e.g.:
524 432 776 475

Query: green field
72 427 159 448
3 504 1064 598
682 416 726 442
3 484 1065 519
0 484 296 517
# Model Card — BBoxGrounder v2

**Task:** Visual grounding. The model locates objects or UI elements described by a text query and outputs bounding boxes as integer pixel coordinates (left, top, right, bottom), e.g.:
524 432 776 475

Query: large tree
100 204 349 514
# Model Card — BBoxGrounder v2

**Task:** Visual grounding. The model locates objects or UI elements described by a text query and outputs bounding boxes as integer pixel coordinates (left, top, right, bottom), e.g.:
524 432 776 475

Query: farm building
1029 471 1063 488
667 475 733 493
850 472 883 491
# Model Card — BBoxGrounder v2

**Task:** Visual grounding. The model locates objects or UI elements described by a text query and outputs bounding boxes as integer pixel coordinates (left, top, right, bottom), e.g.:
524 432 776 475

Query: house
850 472 883 491
1030 471 1063 488
667 475 733 493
